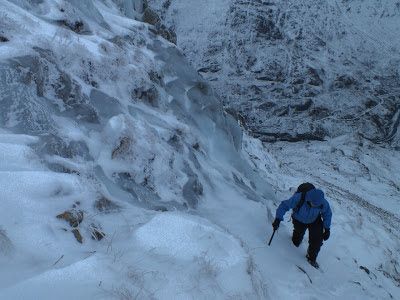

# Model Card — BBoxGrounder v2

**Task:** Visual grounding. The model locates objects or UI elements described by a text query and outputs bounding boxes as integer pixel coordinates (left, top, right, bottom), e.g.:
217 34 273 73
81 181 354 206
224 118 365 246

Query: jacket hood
306 189 325 205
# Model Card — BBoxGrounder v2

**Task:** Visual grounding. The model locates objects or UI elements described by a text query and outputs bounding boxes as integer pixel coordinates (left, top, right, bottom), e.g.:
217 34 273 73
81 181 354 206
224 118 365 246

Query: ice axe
268 229 276 246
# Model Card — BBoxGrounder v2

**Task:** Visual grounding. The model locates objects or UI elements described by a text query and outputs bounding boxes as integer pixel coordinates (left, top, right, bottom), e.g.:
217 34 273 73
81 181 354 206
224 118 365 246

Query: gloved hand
323 228 330 241
272 218 281 231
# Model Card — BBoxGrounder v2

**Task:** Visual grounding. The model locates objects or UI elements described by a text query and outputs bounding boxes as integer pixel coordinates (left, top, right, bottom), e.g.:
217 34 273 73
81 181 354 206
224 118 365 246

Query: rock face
142 7 177 44
147 0 400 146
143 7 161 25
0 0 271 218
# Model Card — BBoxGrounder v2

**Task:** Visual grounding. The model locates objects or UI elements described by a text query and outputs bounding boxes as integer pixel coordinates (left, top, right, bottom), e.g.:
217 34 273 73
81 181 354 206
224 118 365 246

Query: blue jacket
275 189 332 229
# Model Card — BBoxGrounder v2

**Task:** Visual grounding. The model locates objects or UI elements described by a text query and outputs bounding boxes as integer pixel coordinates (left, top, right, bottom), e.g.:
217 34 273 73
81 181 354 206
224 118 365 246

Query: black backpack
293 182 315 213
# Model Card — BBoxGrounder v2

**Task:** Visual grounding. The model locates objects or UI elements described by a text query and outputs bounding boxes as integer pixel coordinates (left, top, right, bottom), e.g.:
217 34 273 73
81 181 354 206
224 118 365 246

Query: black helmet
296 182 315 193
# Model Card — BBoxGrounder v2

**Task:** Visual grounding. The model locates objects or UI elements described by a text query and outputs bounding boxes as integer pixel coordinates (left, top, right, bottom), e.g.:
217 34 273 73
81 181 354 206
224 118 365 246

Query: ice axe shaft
268 229 276 246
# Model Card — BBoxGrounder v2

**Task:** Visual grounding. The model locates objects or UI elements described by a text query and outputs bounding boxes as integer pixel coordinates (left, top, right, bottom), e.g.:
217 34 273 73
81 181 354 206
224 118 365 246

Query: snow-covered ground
240 135 400 299
1 132 399 299
0 0 399 299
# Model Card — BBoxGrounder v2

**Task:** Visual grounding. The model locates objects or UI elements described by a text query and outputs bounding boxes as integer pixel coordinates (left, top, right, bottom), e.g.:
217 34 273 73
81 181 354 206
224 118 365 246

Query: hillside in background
148 0 400 145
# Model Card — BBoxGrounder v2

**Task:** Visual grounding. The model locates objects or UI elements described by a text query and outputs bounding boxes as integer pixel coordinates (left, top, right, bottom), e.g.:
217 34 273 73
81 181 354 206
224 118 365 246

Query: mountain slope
0 0 399 299
0 0 272 298
148 0 400 146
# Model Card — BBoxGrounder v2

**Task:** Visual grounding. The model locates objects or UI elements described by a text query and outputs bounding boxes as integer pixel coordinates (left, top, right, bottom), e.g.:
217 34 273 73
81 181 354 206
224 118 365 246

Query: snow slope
0 0 399 299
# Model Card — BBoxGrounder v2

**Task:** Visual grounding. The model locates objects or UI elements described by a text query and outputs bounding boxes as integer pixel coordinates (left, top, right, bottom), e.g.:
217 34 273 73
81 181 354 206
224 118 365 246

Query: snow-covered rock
0 0 399 299
135 212 246 268
0 0 270 298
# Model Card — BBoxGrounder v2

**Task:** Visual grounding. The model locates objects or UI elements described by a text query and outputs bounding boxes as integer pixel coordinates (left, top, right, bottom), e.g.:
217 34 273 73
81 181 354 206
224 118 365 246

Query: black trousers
292 216 323 261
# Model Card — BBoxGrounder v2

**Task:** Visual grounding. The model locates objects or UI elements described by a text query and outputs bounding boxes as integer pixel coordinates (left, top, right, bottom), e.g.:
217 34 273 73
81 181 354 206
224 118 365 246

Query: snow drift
0 0 399 299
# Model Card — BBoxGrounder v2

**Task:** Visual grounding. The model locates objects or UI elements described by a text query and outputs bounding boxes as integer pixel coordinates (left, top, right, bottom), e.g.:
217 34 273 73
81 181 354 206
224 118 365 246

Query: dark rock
309 107 330 118
258 102 276 111
46 163 80 174
315 37 326 47
94 196 121 213
168 133 183 151
249 85 263 94
360 266 370 275
291 99 313 112
255 16 282 40
365 99 378 109
148 70 163 85
55 20 90 34
143 0 149 10
256 73 284 82
153 206 168 212
141 174 155 191
143 8 160 26
145 9 177 43
374 88 387 96
198 65 221 73
246 56 257 68
156 24 177 45
256 63 285 82
133 86 159 107
56 210 84 228
112 137 132 159
334 74 357 88
252 131 326 143
292 85 301 94
0 36 9 42
109 34 146 48
307 68 324 86
71 228 83 243
224 108 247 128
292 78 305 85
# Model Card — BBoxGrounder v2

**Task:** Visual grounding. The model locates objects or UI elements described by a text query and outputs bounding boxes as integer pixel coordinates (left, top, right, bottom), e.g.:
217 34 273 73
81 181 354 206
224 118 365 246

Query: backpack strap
293 182 315 213
293 191 307 213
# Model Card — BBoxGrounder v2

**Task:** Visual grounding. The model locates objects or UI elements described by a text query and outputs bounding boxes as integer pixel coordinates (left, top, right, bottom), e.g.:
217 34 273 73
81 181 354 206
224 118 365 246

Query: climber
272 183 332 268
